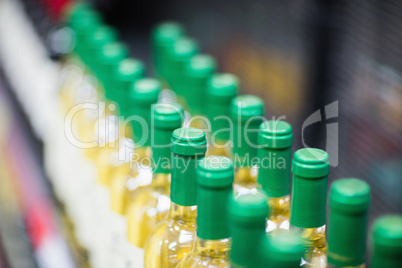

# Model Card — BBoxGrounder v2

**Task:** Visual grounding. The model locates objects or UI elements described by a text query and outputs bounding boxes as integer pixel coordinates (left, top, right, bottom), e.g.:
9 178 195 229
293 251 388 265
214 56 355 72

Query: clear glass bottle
370 215 402 268
261 232 304 268
144 127 207 268
125 103 184 267
229 192 269 268
257 120 293 233
205 73 238 158
230 95 264 197
327 178 371 268
177 156 234 267
289 148 330 267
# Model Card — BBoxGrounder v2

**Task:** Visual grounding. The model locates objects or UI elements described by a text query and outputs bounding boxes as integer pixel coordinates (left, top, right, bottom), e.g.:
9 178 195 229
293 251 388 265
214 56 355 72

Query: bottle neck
290 225 327 267
231 221 266 267
168 202 197 223
257 147 291 198
193 237 230 259
150 172 170 188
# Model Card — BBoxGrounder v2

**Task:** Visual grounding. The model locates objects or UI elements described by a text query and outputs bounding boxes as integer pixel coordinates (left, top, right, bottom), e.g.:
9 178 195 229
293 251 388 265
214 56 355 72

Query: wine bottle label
126 243 145 268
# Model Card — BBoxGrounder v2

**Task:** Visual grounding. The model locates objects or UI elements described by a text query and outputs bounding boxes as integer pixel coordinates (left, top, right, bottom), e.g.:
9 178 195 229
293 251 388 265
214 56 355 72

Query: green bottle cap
257 120 293 198
152 22 184 79
196 156 234 240
98 42 128 100
128 78 161 146
168 37 199 96
206 74 238 142
151 103 184 174
171 127 207 206
64 1 93 21
262 232 304 268
184 54 216 115
290 148 329 228
230 192 269 267
85 26 118 73
327 178 371 267
114 59 144 117
371 215 402 268
231 95 264 165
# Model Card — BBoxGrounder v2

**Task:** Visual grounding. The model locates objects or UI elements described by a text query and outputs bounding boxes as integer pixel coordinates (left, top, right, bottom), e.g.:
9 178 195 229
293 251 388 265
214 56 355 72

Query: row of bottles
43 1 402 268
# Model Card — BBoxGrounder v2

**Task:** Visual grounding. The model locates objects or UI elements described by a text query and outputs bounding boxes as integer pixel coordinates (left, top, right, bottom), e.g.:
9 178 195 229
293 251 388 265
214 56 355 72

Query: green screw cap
98 42 128 100
231 95 264 164
85 26 117 72
171 127 207 206
206 74 238 142
114 59 144 116
196 156 234 240
168 37 199 96
128 78 161 146
184 54 216 115
230 192 269 268
258 120 293 198
371 215 402 268
290 148 329 228
262 232 304 268
171 127 207 156
328 178 371 267
152 103 184 174
152 22 184 78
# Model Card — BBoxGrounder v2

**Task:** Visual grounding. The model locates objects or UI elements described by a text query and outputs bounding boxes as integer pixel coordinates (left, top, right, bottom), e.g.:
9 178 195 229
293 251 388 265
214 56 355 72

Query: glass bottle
144 127 207 268
261 232 304 268
229 192 269 268
370 215 402 268
257 120 293 233
177 156 234 267
327 178 371 268
125 103 184 267
184 54 216 129
205 73 238 157
103 78 160 268
290 148 330 267
231 95 264 197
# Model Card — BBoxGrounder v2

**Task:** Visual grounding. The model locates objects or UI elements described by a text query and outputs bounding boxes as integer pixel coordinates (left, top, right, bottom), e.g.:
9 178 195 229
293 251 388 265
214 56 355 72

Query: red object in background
40 0 71 20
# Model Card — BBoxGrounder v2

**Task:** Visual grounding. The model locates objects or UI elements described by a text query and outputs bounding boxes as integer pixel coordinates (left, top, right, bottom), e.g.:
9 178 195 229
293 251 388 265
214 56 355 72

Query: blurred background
0 0 401 267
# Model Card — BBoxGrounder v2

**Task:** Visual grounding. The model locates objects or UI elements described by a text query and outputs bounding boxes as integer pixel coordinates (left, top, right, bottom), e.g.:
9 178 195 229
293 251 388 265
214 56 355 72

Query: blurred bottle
184 54 216 128
290 148 330 267
144 127 207 268
177 156 234 267
261 232 304 268
230 95 264 197
257 120 293 233
229 192 269 268
205 74 238 157
327 178 371 268
166 37 198 106
151 22 184 85
370 215 402 268
126 103 184 267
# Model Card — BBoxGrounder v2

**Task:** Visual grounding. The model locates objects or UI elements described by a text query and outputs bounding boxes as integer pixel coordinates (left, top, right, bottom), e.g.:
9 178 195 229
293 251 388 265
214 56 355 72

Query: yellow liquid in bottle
206 139 231 158
144 203 197 268
294 225 327 268
233 166 258 197
266 195 290 233
176 238 230 268
127 173 171 248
